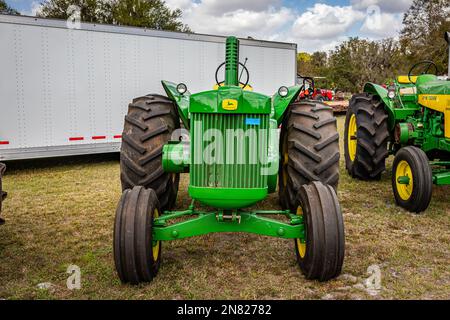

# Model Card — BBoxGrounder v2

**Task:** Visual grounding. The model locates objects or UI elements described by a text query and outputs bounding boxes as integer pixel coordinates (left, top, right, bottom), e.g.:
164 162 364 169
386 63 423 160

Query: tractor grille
190 113 269 188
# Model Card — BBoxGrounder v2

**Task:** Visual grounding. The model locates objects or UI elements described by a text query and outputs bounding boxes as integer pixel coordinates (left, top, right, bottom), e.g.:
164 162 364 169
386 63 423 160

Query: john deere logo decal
222 99 238 110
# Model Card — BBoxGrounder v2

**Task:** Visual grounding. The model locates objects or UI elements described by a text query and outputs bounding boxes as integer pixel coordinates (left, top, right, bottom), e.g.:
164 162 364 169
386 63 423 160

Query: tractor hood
416 76 450 95
189 86 271 114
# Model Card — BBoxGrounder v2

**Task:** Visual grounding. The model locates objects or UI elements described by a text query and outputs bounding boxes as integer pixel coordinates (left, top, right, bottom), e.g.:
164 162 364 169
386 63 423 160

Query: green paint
433 171 450 185
225 37 239 86
188 186 268 209
162 141 189 173
397 176 410 185
273 85 303 126
162 80 190 129
153 210 304 241
189 86 271 114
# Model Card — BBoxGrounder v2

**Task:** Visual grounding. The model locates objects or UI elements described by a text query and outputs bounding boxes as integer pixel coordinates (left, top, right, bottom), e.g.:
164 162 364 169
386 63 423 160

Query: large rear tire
279 100 340 211
114 186 161 284
344 93 389 180
294 181 345 281
392 147 433 213
120 94 180 211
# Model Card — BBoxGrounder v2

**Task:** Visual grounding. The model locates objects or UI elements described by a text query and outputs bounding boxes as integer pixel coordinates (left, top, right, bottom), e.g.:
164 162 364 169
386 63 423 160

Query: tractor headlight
177 83 187 95
387 85 396 99
278 86 289 97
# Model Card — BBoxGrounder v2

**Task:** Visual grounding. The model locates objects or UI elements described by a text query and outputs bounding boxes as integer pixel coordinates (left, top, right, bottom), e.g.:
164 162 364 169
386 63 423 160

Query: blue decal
245 118 260 126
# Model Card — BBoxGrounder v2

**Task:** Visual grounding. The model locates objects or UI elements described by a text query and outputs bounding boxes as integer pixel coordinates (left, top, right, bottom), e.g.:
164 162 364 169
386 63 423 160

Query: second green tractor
344 32 450 213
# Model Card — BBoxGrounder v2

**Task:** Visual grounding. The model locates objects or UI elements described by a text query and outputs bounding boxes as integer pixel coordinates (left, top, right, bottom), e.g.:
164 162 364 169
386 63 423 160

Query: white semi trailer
0 14 297 161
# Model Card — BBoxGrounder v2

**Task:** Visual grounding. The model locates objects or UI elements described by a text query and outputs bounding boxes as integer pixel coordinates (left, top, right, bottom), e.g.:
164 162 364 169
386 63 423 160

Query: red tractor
297 75 333 101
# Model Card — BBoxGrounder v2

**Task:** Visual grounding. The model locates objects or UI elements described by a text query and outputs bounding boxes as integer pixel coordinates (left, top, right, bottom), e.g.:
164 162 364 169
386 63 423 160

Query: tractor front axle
152 206 305 241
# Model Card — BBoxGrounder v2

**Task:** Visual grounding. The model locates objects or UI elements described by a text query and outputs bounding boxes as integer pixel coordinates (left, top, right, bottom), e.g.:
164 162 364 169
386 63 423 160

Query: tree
112 0 190 31
400 0 450 74
327 38 403 92
39 0 112 24
297 51 329 77
38 0 190 32
297 52 313 76
0 0 19 14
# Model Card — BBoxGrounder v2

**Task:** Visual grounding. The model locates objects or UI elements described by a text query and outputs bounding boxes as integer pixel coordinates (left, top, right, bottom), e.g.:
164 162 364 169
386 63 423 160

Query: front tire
392 147 433 213
279 100 340 211
120 94 180 211
295 181 345 281
114 186 161 284
344 93 389 180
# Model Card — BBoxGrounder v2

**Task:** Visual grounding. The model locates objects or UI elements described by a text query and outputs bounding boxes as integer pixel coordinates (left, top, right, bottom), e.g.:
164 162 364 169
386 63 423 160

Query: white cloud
291 4 365 40
166 0 294 40
350 0 413 13
360 11 404 39
166 0 413 53
166 0 281 14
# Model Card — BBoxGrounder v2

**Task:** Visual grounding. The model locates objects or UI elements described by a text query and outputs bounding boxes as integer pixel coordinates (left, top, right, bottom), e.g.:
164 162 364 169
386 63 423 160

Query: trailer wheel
120 94 180 211
279 100 340 211
0 163 6 225
392 147 433 213
114 186 161 284
295 181 345 281
344 93 389 180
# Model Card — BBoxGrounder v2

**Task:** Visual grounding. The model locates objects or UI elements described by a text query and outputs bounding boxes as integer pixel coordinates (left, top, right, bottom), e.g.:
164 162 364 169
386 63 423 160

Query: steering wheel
215 62 250 89
408 60 438 83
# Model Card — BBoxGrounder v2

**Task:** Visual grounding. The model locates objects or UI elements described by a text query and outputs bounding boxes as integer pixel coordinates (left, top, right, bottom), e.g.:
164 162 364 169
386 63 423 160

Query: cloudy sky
6 0 414 52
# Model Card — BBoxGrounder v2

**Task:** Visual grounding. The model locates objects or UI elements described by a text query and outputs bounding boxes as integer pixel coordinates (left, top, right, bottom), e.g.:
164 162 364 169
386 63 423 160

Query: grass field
0 116 449 300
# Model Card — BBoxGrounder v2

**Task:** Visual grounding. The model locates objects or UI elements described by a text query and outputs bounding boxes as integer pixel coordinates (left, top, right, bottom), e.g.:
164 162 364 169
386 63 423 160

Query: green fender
162 80 190 129
363 82 396 130
272 85 302 126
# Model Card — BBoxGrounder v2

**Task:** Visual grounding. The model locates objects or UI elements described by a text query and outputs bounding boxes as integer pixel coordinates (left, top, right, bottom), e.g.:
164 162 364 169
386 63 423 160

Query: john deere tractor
113 36 344 284
344 32 450 213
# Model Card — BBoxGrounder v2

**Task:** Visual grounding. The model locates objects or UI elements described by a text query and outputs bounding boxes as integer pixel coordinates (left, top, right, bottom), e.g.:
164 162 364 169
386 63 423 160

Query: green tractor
113 36 344 284
344 32 450 213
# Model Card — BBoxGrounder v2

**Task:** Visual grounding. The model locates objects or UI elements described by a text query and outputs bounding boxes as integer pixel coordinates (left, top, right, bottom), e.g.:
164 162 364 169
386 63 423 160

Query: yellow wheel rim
395 160 414 201
296 206 306 258
348 114 357 162
152 208 160 261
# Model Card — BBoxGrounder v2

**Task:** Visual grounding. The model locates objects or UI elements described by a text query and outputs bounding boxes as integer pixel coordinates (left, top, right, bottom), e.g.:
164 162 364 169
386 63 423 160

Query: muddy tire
114 186 162 284
279 100 340 212
344 93 389 180
294 181 345 281
392 147 433 213
120 94 180 211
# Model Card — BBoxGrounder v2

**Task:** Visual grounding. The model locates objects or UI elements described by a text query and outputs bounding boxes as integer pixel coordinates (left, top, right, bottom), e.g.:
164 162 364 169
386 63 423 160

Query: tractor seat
397 76 418 84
